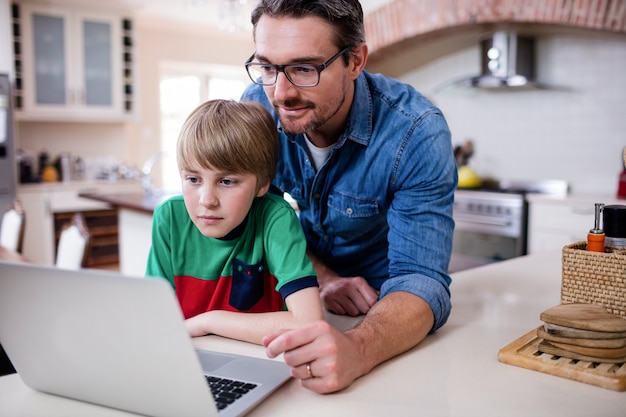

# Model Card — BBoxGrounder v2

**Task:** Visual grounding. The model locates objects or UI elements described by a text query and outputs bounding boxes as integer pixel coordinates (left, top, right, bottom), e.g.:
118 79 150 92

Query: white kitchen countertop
1 250 625 416
527 191 626 206
16 179 141 193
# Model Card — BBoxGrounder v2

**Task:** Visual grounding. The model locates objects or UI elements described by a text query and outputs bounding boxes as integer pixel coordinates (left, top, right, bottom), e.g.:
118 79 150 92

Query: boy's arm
184 286 324 344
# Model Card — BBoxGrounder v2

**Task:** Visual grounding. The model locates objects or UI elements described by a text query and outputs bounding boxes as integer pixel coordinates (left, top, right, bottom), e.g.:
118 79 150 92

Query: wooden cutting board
543 322 626 339
537 327 626 348
540 303 626 332
538 340 626 362
498 327 626 391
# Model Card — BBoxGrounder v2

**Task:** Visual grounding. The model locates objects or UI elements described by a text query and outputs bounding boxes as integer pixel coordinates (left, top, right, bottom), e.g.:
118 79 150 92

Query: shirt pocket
327 191 380 238
229 258 265 310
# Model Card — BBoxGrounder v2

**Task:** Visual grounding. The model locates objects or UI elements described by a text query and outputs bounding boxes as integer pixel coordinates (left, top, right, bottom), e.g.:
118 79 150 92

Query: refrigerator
0 73 16 214
0 72 16 375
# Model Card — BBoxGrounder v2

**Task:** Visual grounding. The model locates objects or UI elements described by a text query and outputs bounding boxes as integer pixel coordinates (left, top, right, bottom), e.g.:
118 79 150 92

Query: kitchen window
159 63 249 191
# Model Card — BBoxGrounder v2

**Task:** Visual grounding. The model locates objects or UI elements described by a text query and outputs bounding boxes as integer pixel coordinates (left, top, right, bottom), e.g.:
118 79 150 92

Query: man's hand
319 275 378 316
264 292 435 395
262 321 366 394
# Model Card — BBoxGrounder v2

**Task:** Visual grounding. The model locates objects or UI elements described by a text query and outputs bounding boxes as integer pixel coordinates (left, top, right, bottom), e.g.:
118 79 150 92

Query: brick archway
364 0 626 54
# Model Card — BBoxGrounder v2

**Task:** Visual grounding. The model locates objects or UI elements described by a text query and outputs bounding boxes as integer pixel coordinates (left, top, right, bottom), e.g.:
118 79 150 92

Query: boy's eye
188 176 200 184
221 178 235 186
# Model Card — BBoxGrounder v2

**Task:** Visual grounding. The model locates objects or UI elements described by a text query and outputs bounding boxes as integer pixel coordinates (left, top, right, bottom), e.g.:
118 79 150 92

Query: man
241 0 456 394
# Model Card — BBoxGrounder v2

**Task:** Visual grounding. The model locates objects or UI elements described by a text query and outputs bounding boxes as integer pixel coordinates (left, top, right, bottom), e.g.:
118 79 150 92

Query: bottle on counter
37 150 49 177
17 149 36 183
59 152 72 182
603 204 626 248
587 203 605 253
73 157 85 181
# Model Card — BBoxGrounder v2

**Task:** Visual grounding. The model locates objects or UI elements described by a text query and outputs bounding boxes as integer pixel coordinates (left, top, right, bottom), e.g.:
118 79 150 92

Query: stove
449 180 568 272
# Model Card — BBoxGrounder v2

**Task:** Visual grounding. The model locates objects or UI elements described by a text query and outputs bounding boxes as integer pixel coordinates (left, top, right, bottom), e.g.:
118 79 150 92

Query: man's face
253 15 358 141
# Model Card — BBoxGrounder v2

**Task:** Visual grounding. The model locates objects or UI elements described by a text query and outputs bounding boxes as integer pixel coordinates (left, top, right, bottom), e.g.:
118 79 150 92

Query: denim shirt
241 71 457 331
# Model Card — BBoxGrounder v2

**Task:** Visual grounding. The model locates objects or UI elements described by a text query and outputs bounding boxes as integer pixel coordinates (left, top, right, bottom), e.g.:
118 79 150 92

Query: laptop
0 260 291 417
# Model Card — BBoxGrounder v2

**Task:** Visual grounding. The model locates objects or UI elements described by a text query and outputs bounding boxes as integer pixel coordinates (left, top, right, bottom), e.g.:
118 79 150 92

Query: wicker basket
561 242 626 318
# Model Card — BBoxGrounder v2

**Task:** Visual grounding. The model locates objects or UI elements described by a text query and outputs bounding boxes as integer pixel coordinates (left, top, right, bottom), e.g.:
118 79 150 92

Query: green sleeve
145 202 175 288
262 199 316 291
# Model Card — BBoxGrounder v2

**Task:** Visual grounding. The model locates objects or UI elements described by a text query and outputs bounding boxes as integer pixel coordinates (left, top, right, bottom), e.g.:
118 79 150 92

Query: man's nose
272 72 298 100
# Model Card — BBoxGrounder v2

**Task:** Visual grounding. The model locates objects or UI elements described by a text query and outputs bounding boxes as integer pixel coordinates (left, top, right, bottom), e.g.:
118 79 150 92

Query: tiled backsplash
401 33 626 196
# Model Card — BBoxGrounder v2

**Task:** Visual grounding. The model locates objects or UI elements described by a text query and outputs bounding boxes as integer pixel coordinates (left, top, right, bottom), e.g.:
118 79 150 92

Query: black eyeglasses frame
244 46 352 88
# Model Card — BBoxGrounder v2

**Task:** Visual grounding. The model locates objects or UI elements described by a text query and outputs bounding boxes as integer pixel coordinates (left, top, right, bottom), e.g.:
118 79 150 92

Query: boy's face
180 163 270 238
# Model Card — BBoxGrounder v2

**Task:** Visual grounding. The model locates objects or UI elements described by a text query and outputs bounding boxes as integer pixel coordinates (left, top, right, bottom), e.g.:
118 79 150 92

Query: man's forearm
345 291 435 375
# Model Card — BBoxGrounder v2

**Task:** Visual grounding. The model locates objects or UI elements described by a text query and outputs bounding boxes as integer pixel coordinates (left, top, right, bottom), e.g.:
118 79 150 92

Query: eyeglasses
245 46 351 88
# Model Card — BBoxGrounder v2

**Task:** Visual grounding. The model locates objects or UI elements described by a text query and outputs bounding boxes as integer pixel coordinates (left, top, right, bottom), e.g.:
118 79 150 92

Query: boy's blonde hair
177 99 279 187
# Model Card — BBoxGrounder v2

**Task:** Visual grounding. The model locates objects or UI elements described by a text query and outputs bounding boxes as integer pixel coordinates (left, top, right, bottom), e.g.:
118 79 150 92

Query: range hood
449 31 549 91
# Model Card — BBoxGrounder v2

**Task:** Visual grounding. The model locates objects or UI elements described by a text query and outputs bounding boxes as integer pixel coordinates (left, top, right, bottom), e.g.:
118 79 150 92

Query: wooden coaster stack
537 303 626 363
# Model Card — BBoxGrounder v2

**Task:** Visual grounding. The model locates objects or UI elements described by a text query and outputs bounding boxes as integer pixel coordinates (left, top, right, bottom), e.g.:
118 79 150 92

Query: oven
449 180 568 273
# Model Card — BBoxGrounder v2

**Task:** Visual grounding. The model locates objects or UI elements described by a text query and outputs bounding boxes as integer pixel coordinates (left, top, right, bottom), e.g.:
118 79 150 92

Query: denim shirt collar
278 71 373 150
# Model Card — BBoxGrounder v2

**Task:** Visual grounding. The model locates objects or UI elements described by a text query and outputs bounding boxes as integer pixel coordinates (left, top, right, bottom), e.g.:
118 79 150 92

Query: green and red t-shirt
146 193 317 319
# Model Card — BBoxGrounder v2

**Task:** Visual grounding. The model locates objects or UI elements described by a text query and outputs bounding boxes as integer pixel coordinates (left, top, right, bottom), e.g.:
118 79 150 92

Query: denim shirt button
315 224 321 229
346 208 353 215
313 193 320 199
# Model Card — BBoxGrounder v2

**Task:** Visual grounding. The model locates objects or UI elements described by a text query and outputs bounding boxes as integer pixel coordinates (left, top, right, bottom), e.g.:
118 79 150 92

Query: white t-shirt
304 134 333 171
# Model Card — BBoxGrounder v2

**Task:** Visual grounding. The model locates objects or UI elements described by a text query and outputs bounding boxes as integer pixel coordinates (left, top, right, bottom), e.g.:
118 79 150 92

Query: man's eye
293 65 315 74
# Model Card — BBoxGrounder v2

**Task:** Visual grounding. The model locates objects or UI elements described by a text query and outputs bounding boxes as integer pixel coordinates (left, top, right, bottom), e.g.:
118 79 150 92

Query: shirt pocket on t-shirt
229 258 265 310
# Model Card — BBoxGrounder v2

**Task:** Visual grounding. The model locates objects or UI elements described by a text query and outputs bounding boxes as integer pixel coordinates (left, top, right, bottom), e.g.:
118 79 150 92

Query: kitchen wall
370 30 626 196
124 22 253 171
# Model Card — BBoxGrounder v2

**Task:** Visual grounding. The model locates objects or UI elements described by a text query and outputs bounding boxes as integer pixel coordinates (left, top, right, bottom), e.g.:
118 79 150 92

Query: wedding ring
306 362 313 379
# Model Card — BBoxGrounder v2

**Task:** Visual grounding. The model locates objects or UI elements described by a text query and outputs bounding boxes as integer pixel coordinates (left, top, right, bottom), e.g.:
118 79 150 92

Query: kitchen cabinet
527 195 625 254
17 181 140 265
11 1 135 121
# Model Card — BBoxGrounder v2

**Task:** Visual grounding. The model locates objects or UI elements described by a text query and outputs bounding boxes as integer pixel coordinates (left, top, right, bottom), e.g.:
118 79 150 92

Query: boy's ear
256 180 271 197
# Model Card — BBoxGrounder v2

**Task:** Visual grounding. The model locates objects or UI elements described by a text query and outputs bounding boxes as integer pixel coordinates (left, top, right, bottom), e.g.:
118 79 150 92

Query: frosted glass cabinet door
32 13 67 105
83 20 112 106
18 3 127 119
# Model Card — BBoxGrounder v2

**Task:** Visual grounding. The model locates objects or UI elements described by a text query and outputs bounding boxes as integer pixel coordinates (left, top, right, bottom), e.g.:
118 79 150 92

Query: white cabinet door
17 3 127 121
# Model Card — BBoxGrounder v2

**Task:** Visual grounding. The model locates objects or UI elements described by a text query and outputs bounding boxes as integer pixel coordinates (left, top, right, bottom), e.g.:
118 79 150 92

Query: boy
146 99 324 345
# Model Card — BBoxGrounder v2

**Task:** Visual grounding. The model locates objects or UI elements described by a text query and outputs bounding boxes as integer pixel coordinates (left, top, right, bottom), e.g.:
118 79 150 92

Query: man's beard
274 94 346 137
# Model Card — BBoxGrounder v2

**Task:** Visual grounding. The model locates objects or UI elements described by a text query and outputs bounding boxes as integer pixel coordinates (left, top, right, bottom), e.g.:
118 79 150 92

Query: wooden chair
55 213 91 270
0 199 26 253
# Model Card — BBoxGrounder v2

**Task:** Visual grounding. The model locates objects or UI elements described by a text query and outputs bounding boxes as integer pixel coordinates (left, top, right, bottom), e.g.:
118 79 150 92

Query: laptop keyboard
205 376 258 410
